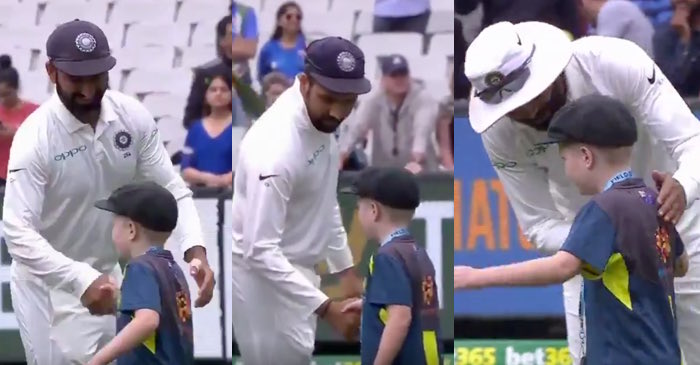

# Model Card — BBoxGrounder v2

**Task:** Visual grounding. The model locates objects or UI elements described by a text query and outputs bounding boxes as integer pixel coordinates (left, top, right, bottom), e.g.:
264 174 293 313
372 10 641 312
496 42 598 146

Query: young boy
455 94 689 365
341 167 443 365
88 181 194 365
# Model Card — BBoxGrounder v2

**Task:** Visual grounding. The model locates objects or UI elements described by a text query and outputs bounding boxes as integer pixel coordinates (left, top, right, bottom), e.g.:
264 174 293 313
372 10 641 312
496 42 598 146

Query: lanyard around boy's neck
603 169 634 191
381 227 410 246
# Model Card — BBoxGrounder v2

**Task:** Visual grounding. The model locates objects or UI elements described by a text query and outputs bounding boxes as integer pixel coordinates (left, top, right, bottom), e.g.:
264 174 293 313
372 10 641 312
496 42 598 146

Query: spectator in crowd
631 0 674 27
437 67 454 171
454 18 470 100
339 55 438 173
581 0 655 55
181 72 233 188
231 0 259 84
373 0 431 33
0 55 38 185
654 0 700 96
257 2 306 82
183 14 238 128
478 0 583 38
261 71 292 108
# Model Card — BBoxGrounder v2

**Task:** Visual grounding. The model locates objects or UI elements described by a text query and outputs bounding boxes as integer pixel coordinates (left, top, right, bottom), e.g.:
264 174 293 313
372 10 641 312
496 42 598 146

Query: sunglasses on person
474 44 536 105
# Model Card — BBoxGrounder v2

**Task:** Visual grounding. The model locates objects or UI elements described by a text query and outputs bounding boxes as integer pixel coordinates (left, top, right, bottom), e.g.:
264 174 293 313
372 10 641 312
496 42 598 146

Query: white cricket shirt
482 36 700 262
231 78 354 316
3 90 204 299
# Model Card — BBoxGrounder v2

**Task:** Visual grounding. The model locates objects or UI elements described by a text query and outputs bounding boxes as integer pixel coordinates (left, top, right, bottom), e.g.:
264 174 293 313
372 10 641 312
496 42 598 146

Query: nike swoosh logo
516 32 522 45
647 65 656 84
259 174 278 181
8 168 25 173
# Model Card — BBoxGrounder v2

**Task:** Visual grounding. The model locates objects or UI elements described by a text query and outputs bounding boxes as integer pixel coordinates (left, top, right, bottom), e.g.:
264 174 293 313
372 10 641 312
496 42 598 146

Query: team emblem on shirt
421 275 434 306
655 226 671 264
336 51 356 73
175 290 192 323
75 33 97 53
114 130 132 151
484 71 505 88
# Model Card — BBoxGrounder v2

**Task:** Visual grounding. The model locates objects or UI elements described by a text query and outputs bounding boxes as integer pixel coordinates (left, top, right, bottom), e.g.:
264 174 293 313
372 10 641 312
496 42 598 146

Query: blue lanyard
381 228 410 246
602 169 634 191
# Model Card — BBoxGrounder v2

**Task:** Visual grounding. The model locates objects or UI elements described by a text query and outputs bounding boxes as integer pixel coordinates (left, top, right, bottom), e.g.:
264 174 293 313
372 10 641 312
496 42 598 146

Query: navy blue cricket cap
546 94 638 147
304 36 372 95
380 54 409 75
94 181 178 233
340 167 420 210
46 19 116 77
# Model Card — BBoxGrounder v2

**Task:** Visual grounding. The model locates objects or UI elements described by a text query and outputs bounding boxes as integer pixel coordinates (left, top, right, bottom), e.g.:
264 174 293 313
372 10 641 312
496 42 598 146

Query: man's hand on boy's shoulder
652 170 687 224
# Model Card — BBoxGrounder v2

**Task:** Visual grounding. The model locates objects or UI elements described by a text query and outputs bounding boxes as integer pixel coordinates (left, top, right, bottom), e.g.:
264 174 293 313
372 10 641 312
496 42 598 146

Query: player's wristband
316 298 332 318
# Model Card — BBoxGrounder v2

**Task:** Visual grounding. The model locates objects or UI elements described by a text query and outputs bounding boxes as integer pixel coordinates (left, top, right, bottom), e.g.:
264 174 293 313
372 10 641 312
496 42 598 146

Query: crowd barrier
0 171 454 361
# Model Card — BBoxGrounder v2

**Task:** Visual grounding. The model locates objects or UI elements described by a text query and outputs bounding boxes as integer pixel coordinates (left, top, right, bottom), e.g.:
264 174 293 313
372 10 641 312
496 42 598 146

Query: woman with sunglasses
257 1 306 83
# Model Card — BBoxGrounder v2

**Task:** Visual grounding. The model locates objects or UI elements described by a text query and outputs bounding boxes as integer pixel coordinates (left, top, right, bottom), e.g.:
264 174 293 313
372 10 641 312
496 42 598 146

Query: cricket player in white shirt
231 36 371 365
3 20 216 364
460 21 700 364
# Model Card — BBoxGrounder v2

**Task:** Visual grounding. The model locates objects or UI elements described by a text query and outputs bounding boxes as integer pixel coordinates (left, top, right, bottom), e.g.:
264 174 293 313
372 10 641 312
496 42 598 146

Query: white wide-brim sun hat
465 21 573 134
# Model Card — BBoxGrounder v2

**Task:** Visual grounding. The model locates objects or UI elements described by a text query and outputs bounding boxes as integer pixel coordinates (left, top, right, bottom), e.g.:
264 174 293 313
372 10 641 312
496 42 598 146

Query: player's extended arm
481 128 572 254
328 200 361 298
373 305 412 365
602 39 700 204
240 159 329 317
3 124 101 297
130 99 205 256
87 309 159 365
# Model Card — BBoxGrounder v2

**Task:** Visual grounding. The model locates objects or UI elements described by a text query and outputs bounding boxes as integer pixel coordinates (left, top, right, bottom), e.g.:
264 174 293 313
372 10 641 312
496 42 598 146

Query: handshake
80 274 119 315
317 297 363 341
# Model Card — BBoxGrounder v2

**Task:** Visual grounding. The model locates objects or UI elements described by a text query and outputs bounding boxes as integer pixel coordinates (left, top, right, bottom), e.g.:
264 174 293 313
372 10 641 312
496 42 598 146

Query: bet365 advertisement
453 117 564 317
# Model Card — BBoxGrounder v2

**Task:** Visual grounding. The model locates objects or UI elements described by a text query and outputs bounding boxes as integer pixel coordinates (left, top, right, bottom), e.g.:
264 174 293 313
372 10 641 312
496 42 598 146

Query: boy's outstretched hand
454 266 482 289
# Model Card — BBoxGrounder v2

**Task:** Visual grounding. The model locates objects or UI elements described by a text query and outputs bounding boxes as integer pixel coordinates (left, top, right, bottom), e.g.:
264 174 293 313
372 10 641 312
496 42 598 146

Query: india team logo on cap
336 51 356 73
484 71 505 88
75 33 97 53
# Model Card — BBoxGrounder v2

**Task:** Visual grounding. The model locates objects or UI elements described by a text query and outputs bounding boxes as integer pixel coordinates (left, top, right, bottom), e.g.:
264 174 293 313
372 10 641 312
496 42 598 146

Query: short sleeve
241 9 259 39
120 262 162 314
180 126 197 170
560 201 616 273
366 253 412 307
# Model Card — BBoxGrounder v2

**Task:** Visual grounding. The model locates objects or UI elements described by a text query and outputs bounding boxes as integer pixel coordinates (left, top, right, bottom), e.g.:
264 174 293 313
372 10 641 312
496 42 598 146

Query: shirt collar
50 91 118 134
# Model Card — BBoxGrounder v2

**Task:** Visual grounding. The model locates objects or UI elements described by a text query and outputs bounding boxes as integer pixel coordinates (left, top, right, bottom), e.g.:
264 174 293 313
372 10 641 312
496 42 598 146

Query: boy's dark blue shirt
117 247 194 365
560 178 683 365
361 229 443 365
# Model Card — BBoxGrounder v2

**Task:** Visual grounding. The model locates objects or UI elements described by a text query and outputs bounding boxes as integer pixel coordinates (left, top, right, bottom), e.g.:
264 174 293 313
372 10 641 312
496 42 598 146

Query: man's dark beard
56 79 106 119
310 117 342 133
516 78 568 131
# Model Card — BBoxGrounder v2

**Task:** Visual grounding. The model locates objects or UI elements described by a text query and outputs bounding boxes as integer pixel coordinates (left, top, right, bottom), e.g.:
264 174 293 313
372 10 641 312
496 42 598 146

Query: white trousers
562 275 584 365
10 262 122 365
231 254 320 365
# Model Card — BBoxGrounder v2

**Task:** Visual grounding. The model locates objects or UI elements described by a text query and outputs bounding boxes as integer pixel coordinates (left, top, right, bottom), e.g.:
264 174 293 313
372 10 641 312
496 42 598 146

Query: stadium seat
0 2 37 27
432 0 455 11
124 22 188 48
22 70 52 104
40 1 110 26
357 33 423 59
354 11 374 36
423 79 449 100
177 0 231 25
263 0 329 12
156 115 187 156
2 46 31 73
110 0 178 24
428 33 454 59
190 20 219 47
330 0 373 12
143 92 187 119
180 45 218 69
426 11 454 34
2 24 53 49
109 68 124 91
113 45 176 71
304 11 354 40
122 68 193 95
409 54 449 83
